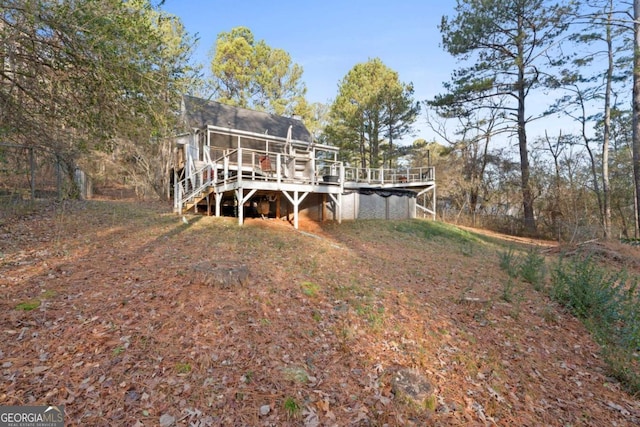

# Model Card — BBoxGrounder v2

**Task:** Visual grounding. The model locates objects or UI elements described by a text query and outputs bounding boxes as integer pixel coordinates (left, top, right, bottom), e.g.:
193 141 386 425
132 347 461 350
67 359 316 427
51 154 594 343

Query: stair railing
176 161 215 211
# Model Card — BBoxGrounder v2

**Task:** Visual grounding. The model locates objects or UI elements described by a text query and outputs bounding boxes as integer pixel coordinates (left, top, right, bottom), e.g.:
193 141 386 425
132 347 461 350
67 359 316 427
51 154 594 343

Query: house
173 95 435 229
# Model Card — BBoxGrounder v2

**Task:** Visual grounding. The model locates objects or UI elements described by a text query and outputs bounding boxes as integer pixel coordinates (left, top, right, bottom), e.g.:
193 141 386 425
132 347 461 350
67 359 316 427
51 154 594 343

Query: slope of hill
1 200 638 426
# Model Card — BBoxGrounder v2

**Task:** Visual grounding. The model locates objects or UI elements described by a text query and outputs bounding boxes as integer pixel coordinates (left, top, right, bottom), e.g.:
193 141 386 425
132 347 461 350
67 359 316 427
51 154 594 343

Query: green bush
551 255 640 393
519 248 546 291
501 277 516 303
498 247 519 278
551 256 619 324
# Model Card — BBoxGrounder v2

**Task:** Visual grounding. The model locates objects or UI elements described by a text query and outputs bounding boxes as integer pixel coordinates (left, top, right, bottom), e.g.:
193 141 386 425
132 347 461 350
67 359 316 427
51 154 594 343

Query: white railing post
251 151 256 179
237 148 243 185
173 167 178 212
175 182 182 212
276 154 281 184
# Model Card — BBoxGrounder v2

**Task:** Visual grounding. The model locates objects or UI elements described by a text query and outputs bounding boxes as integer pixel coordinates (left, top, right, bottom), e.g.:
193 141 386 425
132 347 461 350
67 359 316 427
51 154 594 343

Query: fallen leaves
0 200 638 425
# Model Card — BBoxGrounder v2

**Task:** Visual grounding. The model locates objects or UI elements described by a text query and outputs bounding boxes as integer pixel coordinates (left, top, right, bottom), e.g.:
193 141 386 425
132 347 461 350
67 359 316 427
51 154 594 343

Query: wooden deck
173 126 436 228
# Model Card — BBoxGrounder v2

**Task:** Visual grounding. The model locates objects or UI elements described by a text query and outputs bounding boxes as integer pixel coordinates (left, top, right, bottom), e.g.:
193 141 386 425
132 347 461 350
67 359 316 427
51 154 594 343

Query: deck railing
174 161 212 211
344 166 435 185
175 149 435 212
175 148 344 212
211 148 344 186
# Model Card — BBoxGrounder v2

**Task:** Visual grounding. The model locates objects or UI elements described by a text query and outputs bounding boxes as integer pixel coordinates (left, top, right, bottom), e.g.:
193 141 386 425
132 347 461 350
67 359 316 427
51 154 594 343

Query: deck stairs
183 186 215 212
176 159 216 213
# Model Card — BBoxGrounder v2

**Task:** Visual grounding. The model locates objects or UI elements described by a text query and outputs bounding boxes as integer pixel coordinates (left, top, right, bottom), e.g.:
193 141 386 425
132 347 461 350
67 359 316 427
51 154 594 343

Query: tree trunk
517 25 536 235
469 189 479 227
359 126 366 169
634 0 640 237
602 1 614 239
372 119 380 168
518 110 535 235
388 133 394 169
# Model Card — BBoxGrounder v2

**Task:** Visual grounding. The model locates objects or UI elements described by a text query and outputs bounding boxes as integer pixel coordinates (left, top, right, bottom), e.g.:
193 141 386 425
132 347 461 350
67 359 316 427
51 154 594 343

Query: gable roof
181 95 312 142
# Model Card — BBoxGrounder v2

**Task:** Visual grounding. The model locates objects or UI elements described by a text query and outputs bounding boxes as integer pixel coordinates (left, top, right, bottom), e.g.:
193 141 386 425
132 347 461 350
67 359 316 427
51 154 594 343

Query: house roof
181 95 312 142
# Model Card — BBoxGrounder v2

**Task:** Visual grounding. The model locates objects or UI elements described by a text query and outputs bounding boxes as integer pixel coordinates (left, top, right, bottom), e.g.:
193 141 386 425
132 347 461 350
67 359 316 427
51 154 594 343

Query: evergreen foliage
325 58 420 168
210 26 310 119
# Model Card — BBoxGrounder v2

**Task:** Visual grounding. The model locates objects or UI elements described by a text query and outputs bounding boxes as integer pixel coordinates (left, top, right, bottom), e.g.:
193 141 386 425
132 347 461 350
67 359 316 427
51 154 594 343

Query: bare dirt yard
1 198 639 426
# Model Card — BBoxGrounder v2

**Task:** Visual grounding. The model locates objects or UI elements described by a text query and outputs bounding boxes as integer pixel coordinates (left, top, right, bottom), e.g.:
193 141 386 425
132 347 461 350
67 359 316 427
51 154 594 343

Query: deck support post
282 190 309 229
236 188 258 226
416 184 436 220
328 193 342 224
432 184 436 220
412 191 417 219
173 170 180 213
215 192 222 217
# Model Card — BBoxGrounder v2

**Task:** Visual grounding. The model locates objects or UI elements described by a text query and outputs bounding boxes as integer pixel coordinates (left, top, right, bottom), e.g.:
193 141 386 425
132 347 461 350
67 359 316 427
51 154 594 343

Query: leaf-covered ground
1 199 639 426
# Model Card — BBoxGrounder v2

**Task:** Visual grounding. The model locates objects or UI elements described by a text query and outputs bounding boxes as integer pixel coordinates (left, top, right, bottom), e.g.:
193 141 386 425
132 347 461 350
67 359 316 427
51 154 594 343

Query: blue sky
160 1 582 147
161 1 458 127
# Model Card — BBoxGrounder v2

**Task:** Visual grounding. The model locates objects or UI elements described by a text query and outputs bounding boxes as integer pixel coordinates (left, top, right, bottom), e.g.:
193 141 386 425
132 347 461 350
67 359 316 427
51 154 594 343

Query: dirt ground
1 198 639 426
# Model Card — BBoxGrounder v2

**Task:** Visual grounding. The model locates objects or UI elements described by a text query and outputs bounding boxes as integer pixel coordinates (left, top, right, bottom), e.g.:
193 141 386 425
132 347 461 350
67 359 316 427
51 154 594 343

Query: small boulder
190 262 250 288
388 368 434 408
259 404 271 416
159 413 175 427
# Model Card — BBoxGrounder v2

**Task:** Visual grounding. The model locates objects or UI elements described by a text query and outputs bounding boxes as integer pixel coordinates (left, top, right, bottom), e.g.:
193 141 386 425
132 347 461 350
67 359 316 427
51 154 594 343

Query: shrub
498 247 519 278
551 255 640 393
551 256 619 324
518 248 546 291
